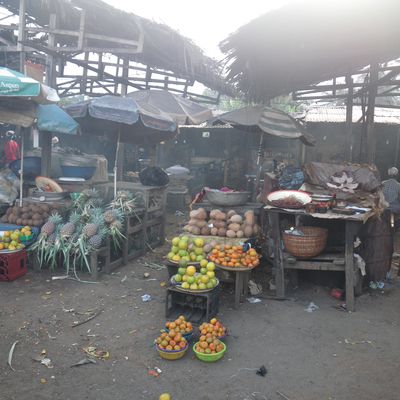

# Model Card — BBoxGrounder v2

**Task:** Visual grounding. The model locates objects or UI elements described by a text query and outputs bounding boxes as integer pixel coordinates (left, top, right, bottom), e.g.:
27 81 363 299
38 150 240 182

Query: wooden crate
107 182 167 212
145 220 165 248
124 229 146 262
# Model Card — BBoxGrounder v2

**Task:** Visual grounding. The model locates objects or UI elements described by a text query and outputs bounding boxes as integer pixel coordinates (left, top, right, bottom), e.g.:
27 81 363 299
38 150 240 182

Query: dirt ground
1 215 400 400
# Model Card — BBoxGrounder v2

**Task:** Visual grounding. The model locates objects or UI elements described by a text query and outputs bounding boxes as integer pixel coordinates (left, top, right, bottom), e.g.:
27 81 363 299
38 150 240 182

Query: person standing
3 130 20 166
383 167 400 213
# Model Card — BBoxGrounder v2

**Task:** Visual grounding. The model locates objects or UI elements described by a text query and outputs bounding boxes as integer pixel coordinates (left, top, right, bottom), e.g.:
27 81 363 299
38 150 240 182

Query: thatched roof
220 0 400 102
0 0 233 96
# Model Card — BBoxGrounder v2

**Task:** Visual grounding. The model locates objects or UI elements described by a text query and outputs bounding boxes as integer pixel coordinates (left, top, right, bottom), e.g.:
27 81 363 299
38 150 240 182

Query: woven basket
283 226 328 259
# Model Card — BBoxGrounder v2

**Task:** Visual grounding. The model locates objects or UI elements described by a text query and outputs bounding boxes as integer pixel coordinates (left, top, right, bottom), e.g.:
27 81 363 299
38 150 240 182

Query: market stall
262 161 389 312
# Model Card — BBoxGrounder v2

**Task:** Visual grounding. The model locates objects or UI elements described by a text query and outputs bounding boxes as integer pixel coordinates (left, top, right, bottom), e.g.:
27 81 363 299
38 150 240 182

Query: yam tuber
214 211 227 221
210 227 219 236
227 210 237 218
236 230 244 238
244 210 255 225
217 227 227 237
210 209 221 219
201 226 211 235
226 229 236 238
190 226 201 235
228 223 241 232
244 225 253 237
230 214 243 224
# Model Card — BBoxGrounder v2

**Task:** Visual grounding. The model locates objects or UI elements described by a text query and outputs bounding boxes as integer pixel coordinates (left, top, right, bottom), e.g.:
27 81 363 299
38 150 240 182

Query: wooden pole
41 13 57 177
116 58 129 180
18 0 26 73
366 63 379 164
252 133 264 202
394 127 400 168
345 75 353 162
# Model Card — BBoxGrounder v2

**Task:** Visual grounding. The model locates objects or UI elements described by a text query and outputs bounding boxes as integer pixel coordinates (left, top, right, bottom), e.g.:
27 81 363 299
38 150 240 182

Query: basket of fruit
199 318 227 340
193 337 226 362
171 262 219 293
155 331 189 360
0 228 28 252
208 245 260 269
165 316 193 341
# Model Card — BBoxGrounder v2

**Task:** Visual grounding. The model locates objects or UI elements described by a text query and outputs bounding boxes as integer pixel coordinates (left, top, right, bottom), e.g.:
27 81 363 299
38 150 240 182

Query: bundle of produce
110 190 143 215
183 208 209 235
207 209 228 237
155 330 188 351
165 316 193 336
166 235 212 263
172 261 217 291
208 244 260 268
225 209 260 239
1 202 60 227
30 191 126 276
194 334 225 355
199 318 227 339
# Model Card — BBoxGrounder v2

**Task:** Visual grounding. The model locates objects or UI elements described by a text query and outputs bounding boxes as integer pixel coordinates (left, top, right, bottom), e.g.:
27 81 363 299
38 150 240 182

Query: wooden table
264 206 373 312
216 264 255 309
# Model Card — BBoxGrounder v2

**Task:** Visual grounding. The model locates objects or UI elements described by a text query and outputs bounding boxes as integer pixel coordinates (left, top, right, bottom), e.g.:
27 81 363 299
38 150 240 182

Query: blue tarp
37 104 79 135
64 95 177 144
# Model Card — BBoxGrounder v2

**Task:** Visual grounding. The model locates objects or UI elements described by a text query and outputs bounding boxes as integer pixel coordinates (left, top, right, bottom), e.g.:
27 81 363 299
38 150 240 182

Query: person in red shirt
3 130 20 166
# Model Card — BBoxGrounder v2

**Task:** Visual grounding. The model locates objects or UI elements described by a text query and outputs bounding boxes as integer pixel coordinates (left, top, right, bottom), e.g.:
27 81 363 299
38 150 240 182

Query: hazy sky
104 0 293 59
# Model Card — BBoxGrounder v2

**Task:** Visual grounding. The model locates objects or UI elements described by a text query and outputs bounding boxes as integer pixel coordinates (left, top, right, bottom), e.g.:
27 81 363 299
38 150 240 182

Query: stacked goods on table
208 244 260 268
30 189 137 273
166 235 211 264
155 316 227 362
1 202 61 227
171 260 218 291
183 208 260 239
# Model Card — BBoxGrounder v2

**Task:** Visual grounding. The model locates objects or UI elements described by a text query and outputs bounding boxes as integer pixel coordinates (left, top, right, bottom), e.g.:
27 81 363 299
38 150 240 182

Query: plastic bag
0 168 19 204
139 166 169 187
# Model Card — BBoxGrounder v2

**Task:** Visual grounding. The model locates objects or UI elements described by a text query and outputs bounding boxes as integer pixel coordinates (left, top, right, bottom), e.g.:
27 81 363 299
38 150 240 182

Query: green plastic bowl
192 341 226 362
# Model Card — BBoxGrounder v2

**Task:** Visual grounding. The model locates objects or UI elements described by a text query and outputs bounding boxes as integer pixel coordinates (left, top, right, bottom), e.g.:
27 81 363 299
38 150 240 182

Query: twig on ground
8 341 18 371
72 311 102 328
276 391 291 400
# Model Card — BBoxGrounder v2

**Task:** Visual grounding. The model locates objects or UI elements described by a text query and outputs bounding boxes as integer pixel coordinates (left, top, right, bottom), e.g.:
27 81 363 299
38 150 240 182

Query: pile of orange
156 330 187 351
208 245 260 268
165 316 193 334
194 334 224 354
199 318 226 338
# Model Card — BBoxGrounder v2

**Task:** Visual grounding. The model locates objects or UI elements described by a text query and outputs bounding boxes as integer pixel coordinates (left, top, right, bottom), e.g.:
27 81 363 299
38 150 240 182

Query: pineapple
103 208 123 224
88 228 107 249
103 209 117 224
82 222 98 238
60 212 80 237
41 213 62 237
82 213 104 238
47 232 57 244
110 220 123 231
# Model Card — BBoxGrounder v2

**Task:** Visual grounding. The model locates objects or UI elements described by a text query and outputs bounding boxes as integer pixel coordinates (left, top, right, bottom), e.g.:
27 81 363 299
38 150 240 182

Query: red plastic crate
0 250 28 282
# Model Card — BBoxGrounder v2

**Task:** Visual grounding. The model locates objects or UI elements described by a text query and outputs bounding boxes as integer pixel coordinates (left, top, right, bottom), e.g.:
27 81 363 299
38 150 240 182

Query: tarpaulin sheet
37 104 79 135
64 95 177 144
129 89 213 125
213 105 315 146
303 162 381 192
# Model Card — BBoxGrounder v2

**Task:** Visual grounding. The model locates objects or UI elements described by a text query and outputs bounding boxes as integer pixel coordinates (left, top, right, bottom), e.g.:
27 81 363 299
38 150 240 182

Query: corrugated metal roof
304 106 400 125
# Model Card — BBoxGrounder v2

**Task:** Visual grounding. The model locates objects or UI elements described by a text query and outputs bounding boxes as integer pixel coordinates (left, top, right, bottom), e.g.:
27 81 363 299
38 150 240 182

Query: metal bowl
205 189 250 206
